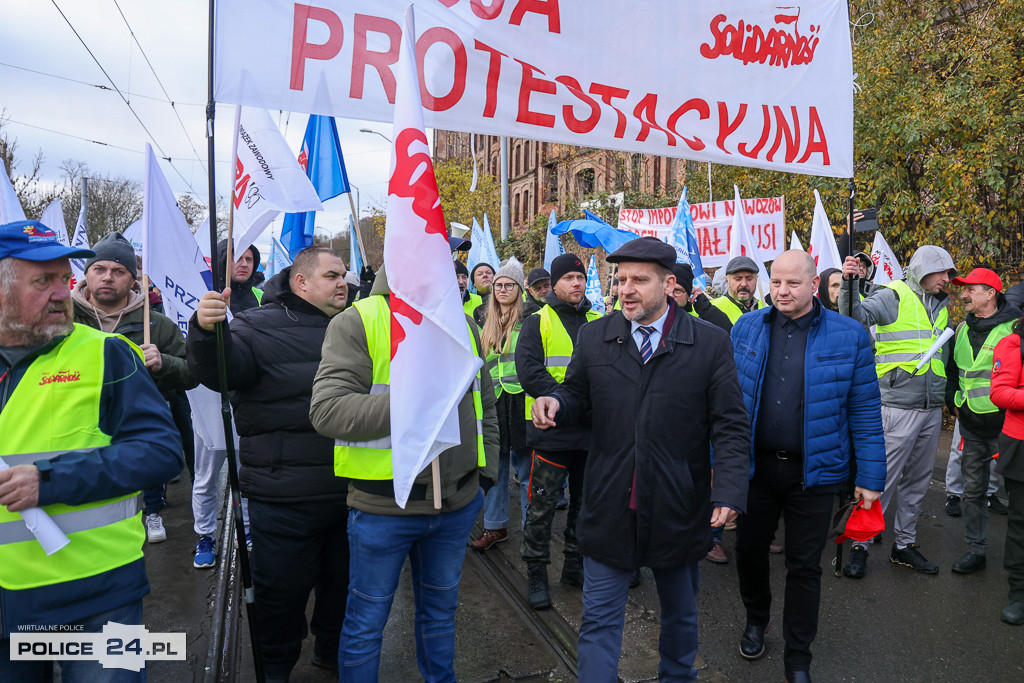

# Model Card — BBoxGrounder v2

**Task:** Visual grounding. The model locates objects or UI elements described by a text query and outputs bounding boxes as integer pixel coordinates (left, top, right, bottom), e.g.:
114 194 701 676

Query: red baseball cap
835 499 885 544
952 268 1002 292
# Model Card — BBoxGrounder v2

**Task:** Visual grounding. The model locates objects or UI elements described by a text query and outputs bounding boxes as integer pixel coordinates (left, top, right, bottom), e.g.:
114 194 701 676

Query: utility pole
500 137 509 240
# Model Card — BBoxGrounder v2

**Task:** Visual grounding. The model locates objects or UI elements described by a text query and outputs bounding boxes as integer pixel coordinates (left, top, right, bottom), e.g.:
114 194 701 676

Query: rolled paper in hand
911 327 955 376
0 459 71 555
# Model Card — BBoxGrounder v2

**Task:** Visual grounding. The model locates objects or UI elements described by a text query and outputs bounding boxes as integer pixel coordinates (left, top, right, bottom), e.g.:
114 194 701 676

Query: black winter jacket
186 268 346 502
516 291 595 451
553 303 751 570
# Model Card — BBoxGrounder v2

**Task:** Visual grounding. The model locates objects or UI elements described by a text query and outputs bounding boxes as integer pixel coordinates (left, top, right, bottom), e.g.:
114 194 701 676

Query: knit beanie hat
470 262 494 285
550 253 586 285
672 263 694 295
85 232 137 278
493 258 525 289
454 260 469 277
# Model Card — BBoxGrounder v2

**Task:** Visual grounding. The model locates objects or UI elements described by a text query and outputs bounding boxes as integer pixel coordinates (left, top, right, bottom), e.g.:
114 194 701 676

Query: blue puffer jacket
731 301 886 491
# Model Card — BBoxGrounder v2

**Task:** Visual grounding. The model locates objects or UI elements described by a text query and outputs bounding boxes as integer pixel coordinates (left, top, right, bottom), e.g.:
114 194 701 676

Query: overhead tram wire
0 62 204 107
110 0 208 177
49 0 201 198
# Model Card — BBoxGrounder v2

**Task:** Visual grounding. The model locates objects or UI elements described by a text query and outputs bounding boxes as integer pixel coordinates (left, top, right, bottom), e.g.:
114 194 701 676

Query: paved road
147 429 1024 681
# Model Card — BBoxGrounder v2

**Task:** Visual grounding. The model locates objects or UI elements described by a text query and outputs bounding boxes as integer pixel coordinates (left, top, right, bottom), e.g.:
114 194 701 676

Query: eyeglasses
493 282 519 291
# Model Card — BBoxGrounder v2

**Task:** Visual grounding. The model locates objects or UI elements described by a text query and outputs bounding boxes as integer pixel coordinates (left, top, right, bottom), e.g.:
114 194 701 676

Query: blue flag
585 255 606 315
544 210 564 271
281 115 350 260
668 187 706 288
554 210 638 254
348 214 364 277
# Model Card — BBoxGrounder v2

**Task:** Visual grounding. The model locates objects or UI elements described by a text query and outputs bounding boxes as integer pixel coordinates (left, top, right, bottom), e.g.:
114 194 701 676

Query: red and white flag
807 189 843 274
870 231 904 285
231 104 322 258
385 6 482 509
727 185 771 297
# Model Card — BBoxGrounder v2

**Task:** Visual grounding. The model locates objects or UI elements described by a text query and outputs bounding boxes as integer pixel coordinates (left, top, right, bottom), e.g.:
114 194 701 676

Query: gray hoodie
839 245 956 409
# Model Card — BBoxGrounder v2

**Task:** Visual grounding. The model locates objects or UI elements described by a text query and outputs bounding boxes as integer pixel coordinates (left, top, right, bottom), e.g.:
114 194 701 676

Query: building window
523 190 530 223
577 168 595 198
544 165 558 202
513 193 521 226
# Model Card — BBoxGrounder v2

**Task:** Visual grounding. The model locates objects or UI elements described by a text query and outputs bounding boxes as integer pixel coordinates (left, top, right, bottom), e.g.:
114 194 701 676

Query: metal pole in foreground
847 179 856 319
206 1 264 680
500 137 509 240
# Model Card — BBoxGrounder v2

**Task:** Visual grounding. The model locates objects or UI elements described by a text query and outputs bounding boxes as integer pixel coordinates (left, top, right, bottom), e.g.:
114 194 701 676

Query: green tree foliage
434 158 501 231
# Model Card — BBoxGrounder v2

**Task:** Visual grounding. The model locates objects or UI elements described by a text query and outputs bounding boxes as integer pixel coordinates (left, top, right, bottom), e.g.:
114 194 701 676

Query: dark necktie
638 325 656 363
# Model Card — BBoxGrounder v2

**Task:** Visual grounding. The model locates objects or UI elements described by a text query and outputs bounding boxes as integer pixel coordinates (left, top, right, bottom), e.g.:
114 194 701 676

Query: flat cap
606 236 676 270
526 268 550 286
725 255 759 275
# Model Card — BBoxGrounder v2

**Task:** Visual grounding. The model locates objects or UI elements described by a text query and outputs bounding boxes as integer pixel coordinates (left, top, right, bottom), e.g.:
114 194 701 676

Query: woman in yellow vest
470 260 530 551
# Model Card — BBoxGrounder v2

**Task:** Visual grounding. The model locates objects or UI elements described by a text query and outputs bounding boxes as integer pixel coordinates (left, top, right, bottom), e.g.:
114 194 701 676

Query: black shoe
629 568 642 588
842 545 869 579
988 495 1009 515
889 543 939 574
952 551 987 574
310 652 338 672
1002 600 1024 625
527 565 551 610
560 555 584 588
785 671 812 683
739 620 769 660
945 494 962 517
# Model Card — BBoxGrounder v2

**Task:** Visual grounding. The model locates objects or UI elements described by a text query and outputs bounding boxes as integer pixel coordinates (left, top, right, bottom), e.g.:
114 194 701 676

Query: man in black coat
532 238 751 682
187 246 350 681
515 253 597 610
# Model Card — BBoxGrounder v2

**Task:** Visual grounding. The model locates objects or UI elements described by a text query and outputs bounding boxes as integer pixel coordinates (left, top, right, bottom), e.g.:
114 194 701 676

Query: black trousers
169 391 196 479
735 455 835 672
247 498 350 677
1006 477 1024 603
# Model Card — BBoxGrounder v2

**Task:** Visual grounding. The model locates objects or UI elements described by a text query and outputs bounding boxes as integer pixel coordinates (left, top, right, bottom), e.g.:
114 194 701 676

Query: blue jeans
0 601 145 682
577 557 699 683
483 450 511 530
512 449 530 527
341 490 483 682
142 484 165 515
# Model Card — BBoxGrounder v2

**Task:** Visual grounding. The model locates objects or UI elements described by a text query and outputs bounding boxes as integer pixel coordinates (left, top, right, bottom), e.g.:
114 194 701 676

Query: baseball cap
951 267 1002 292
833 499 885 544
0 220 94 262
526 268 551 287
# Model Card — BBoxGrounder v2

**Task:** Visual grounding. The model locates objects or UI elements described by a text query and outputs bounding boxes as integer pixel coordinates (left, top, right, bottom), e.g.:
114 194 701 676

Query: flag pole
206 2 265 680
345 192 369 266
431 459 442 510
846 179 856 318
142 273 151 345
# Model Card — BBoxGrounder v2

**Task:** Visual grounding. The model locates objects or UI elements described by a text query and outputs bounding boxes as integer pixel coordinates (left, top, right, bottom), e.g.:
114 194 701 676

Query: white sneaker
146 514 167 543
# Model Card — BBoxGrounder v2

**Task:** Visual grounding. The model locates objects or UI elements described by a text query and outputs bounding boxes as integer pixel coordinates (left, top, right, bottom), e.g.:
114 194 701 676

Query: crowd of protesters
2 215 1023 683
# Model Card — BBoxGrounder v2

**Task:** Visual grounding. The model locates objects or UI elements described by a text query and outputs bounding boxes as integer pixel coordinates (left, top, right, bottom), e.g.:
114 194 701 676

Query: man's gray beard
622 299 661 323
0 304 74 347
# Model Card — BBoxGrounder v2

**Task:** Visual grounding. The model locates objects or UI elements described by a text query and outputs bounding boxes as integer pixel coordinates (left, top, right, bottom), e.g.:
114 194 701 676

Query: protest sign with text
617 196 785 268
214 0 853 177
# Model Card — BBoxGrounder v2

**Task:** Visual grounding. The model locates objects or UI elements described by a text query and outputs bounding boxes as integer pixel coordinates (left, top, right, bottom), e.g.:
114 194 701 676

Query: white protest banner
806 189 842 274
617 196 784 269
214 1 853 177
232 105 323 258
871 231 904 285
141 145 213 333
68 204 89 289
40 200 69 247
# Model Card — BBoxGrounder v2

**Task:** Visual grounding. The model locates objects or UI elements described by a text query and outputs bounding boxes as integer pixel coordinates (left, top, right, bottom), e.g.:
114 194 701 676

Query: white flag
727 185 771 296
585 255 606 315
544 210 564 271
40 199 69 247
870 232 904 285
0 160 26 224
122 220 143 256
265 234 293 280
790 231 803 251
232 105 323 259
806 189 843 274
481 213 501 266
384 6 482 509
142 145 213 333
68 204 89 289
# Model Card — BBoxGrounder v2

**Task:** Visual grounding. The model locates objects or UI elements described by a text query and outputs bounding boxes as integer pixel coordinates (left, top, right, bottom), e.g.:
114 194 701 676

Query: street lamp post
359 128 392 144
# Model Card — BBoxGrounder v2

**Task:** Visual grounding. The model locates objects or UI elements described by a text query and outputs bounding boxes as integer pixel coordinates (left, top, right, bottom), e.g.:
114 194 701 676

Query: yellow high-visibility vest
486 326 523 399
874 280 949 379
953 319 1015 414
0 325 145 590
710 295 765 324
334 296 486 479
463 292 482 317
523 305 600 419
